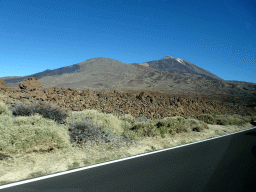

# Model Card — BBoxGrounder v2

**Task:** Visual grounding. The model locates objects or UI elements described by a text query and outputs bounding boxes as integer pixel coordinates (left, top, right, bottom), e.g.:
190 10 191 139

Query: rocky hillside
0 77 255 122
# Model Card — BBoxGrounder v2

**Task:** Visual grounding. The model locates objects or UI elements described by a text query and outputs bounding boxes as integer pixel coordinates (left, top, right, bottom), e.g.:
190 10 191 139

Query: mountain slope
1 56 255 105
1 57 165 91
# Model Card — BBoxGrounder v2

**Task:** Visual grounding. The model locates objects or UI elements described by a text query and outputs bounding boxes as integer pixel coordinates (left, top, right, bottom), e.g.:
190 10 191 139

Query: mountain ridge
1 56 255 105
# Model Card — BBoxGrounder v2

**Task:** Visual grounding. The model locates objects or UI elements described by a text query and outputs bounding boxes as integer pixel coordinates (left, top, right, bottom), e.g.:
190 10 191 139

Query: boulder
19 77 43 91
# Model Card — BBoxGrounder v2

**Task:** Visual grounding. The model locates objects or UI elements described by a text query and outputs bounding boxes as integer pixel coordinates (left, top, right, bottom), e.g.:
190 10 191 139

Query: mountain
130 55 223 81
1 56 255 104
1 57 164 90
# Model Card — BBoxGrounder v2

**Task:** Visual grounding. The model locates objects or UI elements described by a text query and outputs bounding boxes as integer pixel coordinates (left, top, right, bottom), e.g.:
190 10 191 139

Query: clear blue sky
1 0 255 83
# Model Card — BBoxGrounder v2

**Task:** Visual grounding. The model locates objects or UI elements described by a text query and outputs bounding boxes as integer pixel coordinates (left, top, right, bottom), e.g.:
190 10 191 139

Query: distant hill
1 56 255 106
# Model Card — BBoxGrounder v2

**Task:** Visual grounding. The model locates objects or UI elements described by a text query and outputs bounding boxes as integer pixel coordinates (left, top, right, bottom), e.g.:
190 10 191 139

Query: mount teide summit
130 55 223 81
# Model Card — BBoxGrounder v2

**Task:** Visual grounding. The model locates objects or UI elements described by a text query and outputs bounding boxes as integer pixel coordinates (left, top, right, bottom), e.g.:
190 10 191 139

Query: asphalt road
1 126 256 192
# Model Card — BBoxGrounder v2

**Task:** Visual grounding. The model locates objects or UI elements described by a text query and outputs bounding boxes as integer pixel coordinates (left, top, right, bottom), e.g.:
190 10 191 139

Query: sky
0 0 255 83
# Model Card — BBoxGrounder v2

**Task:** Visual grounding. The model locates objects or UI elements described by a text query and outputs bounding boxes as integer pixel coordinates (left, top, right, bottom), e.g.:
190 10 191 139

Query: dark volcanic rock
0 77 253 123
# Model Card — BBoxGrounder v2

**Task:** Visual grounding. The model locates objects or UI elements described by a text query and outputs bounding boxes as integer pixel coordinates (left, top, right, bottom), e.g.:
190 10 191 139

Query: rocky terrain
0 77 255 122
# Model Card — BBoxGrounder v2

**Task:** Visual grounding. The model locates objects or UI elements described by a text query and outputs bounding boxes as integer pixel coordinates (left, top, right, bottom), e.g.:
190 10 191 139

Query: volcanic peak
162 55 174 60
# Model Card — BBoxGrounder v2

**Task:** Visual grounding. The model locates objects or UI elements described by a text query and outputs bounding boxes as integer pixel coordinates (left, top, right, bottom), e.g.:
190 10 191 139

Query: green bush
154 117 188 138
0 101 13 116
197 114 216 124
118 114 136 124
129 121 159 139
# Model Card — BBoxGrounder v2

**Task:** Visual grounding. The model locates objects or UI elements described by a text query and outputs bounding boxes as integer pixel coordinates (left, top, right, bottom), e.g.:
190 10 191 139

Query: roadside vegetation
0 99 255 185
